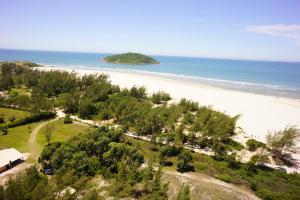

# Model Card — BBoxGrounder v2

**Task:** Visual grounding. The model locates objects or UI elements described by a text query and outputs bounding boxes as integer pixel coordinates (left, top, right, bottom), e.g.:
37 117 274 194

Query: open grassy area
0 122 41 152
10 87 31 96
36 119 93 147
0 107 30 122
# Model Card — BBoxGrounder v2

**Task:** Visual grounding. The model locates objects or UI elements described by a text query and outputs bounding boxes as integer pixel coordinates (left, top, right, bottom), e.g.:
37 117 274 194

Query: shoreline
39 66 300 148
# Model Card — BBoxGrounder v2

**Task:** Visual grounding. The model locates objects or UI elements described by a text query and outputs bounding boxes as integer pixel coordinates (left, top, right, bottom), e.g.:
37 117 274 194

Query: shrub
64 114 73 124
246 139 265 151
151 91 171 104
218 173 232 182
0 112 55 129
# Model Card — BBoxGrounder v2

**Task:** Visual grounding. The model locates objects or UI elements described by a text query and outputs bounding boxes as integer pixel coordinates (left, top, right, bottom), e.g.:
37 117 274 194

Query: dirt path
28 117 59 160
163 169 261 200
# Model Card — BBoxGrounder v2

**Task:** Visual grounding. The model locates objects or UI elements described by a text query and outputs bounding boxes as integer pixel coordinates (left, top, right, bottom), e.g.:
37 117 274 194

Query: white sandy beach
42 66 300 151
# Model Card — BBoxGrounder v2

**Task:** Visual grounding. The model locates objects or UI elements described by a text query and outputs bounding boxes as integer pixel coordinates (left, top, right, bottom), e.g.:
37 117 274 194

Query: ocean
1 48 300 99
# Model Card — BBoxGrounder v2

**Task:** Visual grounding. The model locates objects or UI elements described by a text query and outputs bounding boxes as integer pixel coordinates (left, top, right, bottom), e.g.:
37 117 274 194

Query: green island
102 52 159 64
0 61 300 200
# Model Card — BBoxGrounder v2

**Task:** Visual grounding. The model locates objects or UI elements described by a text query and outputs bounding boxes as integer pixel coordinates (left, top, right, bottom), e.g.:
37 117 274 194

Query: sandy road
28 117 59 160
163 169 261 200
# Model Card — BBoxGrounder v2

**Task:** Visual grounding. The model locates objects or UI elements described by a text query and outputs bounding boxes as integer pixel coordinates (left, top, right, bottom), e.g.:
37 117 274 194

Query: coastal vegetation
0 61 300 199
102 52 159 64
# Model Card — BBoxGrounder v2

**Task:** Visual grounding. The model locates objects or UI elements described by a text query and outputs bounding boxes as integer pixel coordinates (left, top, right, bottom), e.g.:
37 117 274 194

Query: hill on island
102 52 159 64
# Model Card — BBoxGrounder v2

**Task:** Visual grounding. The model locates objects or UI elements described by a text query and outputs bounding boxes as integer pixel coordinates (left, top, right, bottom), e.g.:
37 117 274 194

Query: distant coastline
1 49 300 99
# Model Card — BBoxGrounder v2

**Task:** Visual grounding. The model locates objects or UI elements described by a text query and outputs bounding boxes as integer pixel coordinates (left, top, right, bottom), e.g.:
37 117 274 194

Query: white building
0 148 24 173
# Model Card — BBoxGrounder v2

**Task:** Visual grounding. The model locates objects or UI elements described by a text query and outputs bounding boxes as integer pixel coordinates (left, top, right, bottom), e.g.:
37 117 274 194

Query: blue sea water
1 48 300 99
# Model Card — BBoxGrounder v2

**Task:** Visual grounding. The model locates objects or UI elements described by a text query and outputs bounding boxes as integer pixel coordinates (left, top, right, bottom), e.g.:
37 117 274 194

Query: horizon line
1 47 300 64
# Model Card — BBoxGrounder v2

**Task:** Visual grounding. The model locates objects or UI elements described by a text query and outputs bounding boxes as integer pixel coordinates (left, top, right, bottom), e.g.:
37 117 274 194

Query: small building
0 148 24 173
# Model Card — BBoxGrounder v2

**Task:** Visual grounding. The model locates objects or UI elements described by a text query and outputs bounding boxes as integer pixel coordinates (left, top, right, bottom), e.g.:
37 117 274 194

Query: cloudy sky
0 0 300 61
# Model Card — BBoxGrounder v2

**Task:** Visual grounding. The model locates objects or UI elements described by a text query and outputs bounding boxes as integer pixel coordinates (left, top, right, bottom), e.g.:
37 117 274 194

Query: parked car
44 168 53 175
204 147 210 151
146 135 152 139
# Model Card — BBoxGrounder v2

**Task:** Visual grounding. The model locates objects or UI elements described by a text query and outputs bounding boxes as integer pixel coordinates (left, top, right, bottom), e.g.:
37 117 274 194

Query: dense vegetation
102 52 159 64
1 61 300 200
0 127 168 200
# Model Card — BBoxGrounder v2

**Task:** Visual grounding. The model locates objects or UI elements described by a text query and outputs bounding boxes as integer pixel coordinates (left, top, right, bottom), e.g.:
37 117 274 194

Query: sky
0 0 300 61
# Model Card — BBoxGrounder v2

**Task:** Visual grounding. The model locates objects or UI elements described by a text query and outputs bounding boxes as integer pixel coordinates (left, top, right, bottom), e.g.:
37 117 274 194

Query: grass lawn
10 87 31 96
37 119 93 147
0 122 41 152
0 107 30 122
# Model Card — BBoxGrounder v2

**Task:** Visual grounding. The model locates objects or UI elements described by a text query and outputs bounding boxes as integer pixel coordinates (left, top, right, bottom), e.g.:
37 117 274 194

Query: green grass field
0 107 30 122
37 119 92 147
0 122 41 152
10 87 31 96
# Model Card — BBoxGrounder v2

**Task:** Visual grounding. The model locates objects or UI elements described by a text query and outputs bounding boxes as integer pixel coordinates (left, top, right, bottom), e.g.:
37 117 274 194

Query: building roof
0 148 24 168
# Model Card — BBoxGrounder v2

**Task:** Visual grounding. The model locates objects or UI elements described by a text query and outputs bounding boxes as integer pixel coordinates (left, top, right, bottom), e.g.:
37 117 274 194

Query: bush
0 112 55 129
151 91 171 104
246 139 265 151
64 114 73 124
218 173 232 182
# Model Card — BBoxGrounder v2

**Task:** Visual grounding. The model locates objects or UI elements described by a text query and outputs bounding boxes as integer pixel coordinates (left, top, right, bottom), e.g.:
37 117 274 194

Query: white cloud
246 24 300 46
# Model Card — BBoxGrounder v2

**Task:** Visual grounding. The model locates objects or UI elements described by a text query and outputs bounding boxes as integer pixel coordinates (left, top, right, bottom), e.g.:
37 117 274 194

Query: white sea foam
39 63 300 99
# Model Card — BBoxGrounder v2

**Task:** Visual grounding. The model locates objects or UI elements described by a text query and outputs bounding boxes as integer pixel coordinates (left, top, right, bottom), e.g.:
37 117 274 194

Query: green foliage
0 63 14 90
79 99 97 119
103 53 159 64
141 167 169 200
44 123 55 144
0 166 48 200
151 91 171 104
40 127 143 177
176 184 191 200
179 98 198 113
5 62 300 199
23 61 40 68
218 173 232 182
0 112 55 130
63 114 72 124
267 126 300 166
177 149 194 173
246 139 266 151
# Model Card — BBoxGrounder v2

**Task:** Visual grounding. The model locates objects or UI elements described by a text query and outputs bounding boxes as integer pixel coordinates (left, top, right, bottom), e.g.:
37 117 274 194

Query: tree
267 126 300 166
176 184 191 200
44 123 55 144
0 63 14 90
177 149 193 173
78 99 96 119
30 95 53 114
143 167 168 200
